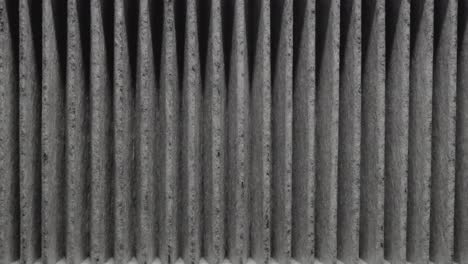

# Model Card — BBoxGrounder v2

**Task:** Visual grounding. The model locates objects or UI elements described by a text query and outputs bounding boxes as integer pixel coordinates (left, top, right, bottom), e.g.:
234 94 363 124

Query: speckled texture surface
292 0 314 263
19 0 42 262
408 0 433 263
315 0 339 262
250 0 271 263
271 0 293 263
113 0 134 263
384 0 410 263
431 0 457 263
360 0 385 263
135 1 156 262
0 0 19 262
226 0 249 263
180 0 202 262
159 1 179 263
41 0 66 263
0 0 467 263
337 0 360 262
202 1 226 263
66 0 89 263
90 0 114 262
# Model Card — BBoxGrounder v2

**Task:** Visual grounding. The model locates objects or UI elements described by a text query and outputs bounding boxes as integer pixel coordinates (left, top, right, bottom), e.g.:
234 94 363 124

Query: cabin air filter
0 0 467 263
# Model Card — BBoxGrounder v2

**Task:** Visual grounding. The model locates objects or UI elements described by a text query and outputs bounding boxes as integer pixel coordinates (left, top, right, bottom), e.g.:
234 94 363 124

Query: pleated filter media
0 0 467 263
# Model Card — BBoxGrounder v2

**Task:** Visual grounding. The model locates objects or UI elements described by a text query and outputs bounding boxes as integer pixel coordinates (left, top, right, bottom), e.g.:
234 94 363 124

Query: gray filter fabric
0 0 467 264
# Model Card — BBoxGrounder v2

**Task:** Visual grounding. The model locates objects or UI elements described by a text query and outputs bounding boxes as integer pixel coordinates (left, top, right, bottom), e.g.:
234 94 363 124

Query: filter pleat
89 0 114 263
19 0 42 262
431 0 457 263
180 0 202 262
407 0 434 262
65 0 89 263
226 0 250 262
250 0 271 262
337 0 360 262
360 0 385 262
315 0 340 262
202 0 226 263
41 0 66 262
159 1 180 263
0 0 19 262
135 0 157 263
0 1 466 263
384 0 410 263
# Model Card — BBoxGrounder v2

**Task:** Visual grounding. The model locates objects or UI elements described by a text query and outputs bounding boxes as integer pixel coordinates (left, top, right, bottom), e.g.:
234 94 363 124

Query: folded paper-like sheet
0 0 466 263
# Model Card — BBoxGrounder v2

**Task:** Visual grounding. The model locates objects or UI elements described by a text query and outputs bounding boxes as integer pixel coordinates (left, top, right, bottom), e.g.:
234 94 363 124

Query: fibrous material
0 0 467 264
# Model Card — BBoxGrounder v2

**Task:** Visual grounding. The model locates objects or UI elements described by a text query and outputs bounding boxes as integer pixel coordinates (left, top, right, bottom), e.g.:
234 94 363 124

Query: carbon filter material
0 0 467 264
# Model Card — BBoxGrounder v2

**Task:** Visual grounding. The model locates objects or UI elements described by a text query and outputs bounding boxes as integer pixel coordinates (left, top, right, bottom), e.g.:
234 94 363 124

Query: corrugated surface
0 0 467 263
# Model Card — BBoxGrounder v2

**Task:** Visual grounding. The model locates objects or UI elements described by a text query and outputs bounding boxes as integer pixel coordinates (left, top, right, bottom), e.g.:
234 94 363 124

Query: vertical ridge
250 0 272 262
408 0 434 262
113 0 134 262
315 0 339 262
159 0 180 262
19 0 41 262
431 0 457 262
337 0 361 262
292 0 315 263
181 0 202 262
384 0 410 262
227 0 250 262
0 0 19 261
90 0 114 262
41 0 66 262
66 0 89 262
271 0 293 262
360 0 385 262
135 0 156 263
0 1 466 264
203 0 226 262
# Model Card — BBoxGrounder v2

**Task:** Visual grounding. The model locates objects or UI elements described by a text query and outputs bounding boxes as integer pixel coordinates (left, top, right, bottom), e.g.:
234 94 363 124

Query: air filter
0 0 467 263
